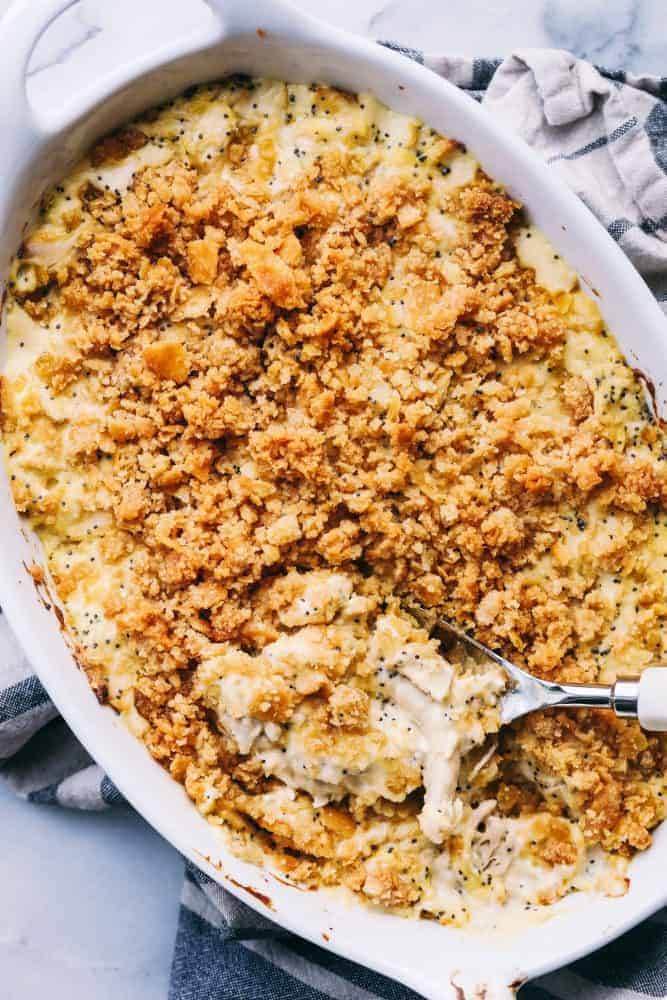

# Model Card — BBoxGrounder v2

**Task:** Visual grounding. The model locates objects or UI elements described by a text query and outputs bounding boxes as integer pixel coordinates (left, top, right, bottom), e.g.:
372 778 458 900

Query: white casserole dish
1 1 666 996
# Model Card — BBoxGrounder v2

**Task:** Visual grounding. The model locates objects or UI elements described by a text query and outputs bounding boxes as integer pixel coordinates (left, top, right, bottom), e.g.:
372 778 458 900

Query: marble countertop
0 1 664 998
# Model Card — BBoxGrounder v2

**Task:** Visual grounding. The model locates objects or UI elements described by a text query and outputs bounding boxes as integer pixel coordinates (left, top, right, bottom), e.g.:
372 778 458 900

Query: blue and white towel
1 47 666 999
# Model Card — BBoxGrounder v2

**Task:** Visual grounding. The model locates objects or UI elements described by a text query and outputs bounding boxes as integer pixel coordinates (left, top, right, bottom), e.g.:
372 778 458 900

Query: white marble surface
0 0 665 997
0 784 182 1000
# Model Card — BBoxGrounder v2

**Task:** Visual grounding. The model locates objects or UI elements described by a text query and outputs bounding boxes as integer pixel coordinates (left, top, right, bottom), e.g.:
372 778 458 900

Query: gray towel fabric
1 47 666 999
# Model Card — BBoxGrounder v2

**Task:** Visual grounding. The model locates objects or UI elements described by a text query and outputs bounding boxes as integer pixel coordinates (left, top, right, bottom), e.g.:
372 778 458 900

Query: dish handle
0 0 317 169
0 0 79 147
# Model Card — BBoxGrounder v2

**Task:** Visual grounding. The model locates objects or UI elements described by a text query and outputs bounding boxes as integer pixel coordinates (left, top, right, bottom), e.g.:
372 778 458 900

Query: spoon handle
553 669 667 732
636 668 667 732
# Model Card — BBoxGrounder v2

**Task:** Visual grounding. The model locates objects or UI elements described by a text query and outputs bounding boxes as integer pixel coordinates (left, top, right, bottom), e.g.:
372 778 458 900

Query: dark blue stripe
28 780 61 804
645 102 667 173
0 675 50 724
518 986 561 999
227 928 294 943
186 862 215 890
547 116 639 163
597 66 627 84
607 217 634 241
378 41 424 65
100 775 124 805
169 906 331 1000
184 862 422 998
571 916 667 996
607 214 667 242
471 57 502 91
640 213 667 234
288 934 425 1000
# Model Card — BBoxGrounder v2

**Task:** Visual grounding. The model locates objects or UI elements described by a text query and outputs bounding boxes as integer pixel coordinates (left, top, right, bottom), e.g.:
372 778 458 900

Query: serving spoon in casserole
436 619 667 732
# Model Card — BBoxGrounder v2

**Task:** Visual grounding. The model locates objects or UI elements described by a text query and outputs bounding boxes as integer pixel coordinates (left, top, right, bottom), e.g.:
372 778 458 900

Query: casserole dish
0 1 665 995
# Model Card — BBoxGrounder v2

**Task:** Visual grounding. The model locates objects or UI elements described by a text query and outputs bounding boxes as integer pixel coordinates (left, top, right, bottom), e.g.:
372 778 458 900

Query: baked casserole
2 77 666 925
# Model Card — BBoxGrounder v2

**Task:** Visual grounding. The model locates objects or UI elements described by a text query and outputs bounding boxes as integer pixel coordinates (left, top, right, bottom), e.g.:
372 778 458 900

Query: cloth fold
2 47 667 1000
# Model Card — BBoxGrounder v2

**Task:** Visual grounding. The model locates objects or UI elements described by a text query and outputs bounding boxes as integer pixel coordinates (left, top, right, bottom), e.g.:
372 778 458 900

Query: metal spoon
439 620 667 733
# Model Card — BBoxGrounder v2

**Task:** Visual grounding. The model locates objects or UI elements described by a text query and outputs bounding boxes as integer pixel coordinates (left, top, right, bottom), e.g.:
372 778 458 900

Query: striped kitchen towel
1 47 666 1000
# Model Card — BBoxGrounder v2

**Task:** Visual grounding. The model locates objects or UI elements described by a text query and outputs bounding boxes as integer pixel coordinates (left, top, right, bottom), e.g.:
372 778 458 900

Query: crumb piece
328 684 369 728
143 341 189 383
187 237 219 285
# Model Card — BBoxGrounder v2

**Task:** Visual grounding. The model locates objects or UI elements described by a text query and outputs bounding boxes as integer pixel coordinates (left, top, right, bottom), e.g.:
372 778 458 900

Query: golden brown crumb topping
2 77 665 924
